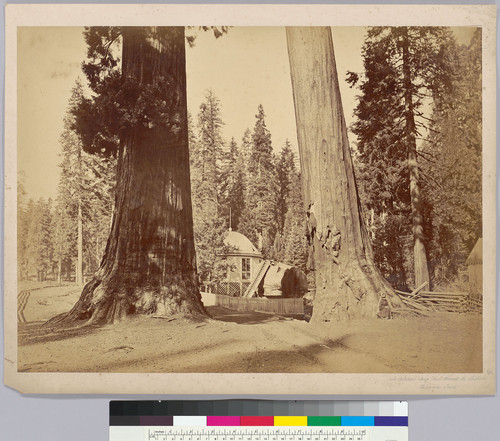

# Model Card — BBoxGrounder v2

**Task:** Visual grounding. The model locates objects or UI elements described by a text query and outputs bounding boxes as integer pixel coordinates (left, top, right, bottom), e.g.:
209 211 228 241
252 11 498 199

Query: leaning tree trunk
54 27 206 325
286 27 404 321
402 29 430 290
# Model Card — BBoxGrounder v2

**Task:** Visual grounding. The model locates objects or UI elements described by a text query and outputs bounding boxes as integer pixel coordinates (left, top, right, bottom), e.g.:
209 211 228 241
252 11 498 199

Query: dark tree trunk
286 27 404 321
402 29 430 289
76 200 83 286
55 27 206 324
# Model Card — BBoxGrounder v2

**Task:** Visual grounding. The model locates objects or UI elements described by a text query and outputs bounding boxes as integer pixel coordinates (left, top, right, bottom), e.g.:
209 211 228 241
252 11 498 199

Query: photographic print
3 4 496 394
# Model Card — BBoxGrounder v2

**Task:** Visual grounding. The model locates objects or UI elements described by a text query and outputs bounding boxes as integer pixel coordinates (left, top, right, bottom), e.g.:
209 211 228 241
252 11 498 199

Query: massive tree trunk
286 27 404 321
54 27 206 325
402 29 430 289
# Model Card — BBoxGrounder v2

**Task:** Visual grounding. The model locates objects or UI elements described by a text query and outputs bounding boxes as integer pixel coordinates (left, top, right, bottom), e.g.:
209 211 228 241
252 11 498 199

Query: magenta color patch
207 416 241 426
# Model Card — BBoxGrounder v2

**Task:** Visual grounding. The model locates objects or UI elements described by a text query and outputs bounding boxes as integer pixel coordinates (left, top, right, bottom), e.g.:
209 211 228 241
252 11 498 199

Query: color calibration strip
113 415 407 427
110 401 408 427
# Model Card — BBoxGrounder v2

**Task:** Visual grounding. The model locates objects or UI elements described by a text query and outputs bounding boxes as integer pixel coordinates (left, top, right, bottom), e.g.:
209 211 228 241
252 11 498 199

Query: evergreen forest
17 26 482 298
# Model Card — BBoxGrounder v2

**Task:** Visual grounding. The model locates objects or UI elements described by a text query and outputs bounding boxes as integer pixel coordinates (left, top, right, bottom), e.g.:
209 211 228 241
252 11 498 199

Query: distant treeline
17 82 116 282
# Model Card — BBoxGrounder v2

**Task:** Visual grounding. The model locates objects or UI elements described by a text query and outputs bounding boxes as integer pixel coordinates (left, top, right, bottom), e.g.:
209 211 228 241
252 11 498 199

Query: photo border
4 3 496 395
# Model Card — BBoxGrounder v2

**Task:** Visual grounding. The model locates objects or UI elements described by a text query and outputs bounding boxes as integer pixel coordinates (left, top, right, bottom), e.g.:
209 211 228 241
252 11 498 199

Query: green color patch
307 416 341 426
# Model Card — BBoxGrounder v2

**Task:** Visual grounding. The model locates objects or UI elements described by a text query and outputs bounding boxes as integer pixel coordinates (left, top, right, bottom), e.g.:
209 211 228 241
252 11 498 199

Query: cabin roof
223 230 262 258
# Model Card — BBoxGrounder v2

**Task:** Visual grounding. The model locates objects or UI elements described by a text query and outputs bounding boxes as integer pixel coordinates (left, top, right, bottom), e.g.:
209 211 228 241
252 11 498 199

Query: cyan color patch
341 416 375 426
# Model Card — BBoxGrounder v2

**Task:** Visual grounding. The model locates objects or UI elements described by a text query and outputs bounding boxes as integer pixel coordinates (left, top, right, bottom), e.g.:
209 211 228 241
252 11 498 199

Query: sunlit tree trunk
402 29 430 289
286 27 404 321
76 201 83 285
57 259 62 285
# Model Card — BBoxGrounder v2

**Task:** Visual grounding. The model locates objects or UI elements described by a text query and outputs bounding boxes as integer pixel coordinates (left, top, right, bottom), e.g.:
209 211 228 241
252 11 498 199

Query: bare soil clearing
17 286 482 373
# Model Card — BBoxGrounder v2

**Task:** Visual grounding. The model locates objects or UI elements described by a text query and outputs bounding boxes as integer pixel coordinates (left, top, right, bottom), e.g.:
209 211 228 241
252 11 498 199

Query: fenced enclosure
201 292 304 315
205 282 251 297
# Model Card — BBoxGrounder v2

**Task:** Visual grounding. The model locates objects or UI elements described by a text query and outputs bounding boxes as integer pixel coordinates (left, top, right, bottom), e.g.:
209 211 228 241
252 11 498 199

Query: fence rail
396 289 481 313
205 293 304 315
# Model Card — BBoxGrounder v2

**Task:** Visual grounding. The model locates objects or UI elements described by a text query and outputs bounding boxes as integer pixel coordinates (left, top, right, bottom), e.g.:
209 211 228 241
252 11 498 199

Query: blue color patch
341 416 375 426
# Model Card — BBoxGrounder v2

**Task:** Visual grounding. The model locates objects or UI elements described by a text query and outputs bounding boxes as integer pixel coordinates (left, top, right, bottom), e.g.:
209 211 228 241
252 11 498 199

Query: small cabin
212 230 308 299
214 230 264 296
466 238 482 296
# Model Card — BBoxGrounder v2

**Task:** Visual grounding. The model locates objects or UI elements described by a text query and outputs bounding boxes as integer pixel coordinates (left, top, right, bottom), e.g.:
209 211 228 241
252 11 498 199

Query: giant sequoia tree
286 27 404 321
54 27 229 324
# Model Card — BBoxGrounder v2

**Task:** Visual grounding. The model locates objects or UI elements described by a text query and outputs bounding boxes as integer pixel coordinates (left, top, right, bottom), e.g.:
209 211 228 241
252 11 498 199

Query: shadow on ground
186 337 353 373
18 321 103 346
206 306 302 325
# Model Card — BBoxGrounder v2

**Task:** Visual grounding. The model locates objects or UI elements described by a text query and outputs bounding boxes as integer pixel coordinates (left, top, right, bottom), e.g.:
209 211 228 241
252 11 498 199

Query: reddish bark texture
56 27 206 324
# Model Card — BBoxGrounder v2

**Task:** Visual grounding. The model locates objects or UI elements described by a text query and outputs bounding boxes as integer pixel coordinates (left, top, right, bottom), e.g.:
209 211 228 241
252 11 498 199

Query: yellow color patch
274 416 308 426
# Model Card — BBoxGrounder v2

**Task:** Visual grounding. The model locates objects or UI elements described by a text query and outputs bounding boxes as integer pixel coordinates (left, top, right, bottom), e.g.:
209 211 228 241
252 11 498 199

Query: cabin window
242 258 251 280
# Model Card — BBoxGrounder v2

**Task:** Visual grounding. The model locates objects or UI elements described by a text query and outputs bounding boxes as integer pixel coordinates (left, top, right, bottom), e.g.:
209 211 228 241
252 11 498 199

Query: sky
17 26 475 201
17 26 367 201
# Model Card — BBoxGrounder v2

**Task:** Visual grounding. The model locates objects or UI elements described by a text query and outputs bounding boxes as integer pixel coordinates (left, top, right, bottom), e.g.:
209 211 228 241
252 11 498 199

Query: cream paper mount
4 4 496 394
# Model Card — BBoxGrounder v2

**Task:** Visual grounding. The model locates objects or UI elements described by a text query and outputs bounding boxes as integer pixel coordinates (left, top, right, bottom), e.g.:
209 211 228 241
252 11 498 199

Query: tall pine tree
190 90 228 286
349 26 457 289
24 198 54 281
281 172 308 270
275 140 296 233
220 137 246 230
422 29 482 281
271 142 308 270
57 81 86 285
239 105 279 256
17 176 29 281
55 81 116 285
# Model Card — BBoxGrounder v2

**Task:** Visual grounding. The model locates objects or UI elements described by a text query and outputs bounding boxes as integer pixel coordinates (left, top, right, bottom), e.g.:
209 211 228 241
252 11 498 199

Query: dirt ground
17 285 482 373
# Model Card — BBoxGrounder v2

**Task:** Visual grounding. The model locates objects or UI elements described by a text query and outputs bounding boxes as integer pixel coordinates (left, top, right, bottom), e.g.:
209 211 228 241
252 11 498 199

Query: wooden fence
396 290 481 313
208 293 304 315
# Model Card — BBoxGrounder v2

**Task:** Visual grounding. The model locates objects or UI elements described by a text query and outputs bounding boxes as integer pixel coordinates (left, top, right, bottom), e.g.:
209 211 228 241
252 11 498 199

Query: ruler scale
110 401 408 441
145 427 370 441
